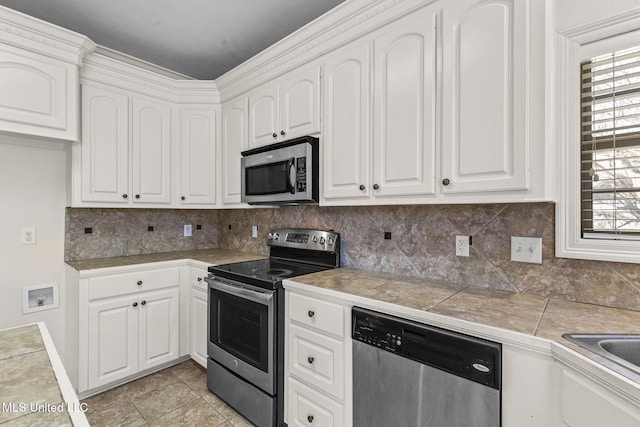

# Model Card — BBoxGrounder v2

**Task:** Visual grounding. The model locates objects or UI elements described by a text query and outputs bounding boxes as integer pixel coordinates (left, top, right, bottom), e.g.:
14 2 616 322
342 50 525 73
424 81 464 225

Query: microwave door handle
287 157 296 194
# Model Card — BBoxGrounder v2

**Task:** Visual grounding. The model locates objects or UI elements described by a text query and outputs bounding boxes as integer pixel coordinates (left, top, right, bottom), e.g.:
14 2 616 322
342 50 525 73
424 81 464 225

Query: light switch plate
511 237 542 264
251 225 258 238
184 224 192 237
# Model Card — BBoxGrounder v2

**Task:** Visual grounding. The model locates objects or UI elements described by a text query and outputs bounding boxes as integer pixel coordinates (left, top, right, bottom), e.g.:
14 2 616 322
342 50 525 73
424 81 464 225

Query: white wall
0 136 68 358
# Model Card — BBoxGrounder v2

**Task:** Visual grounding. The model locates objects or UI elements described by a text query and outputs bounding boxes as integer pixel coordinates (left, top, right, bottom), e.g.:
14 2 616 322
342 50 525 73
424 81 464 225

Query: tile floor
81 360 254 426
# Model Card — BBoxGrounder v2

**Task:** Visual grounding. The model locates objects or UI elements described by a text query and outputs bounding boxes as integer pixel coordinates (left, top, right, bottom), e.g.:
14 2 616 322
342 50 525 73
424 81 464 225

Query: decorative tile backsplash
65 208 219 261
217 203 640 312
65 203 640 312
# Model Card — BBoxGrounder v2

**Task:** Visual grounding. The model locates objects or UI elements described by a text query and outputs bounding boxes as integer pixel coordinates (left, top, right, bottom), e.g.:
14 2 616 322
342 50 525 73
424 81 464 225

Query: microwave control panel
296 157 306 192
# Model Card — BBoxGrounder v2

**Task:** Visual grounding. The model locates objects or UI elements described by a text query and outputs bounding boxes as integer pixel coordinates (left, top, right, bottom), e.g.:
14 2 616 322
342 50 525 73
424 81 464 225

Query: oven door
206 276 275 395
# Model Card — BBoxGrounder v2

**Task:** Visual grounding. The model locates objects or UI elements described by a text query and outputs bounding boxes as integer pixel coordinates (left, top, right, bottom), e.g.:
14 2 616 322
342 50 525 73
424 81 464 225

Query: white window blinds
581 45 640 238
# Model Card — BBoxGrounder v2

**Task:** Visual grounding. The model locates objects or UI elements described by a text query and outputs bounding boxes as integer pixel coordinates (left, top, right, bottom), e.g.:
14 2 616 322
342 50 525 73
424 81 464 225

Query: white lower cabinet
285 289 351 427
80 266 181 392
190 267 208 368
559 364 640 427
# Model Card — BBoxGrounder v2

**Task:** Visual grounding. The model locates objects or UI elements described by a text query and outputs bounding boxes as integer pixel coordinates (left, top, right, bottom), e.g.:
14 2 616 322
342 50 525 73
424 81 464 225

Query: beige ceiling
0 0 345 79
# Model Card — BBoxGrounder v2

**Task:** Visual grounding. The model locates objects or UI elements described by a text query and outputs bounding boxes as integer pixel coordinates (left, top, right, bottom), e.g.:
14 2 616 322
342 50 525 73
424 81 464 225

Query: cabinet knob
442 178 450 186
373 184 380 190
307 310 315 318
122 194 128 199
137 281 143 286
272 132 277 138
135 194 140 199
132 302 138 307
307 415 314 423
359 185 365 191
197 277 202 282
307 356 315 364
280 130 285 136
141 300 147 306
181 196 186 201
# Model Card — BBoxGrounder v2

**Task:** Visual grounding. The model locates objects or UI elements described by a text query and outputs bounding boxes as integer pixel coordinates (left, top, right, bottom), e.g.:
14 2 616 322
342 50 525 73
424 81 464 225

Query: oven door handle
210 278 274 303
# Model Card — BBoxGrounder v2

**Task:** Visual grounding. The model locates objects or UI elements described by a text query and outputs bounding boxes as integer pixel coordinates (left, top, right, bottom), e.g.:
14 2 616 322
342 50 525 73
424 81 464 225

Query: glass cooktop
209 258 330 289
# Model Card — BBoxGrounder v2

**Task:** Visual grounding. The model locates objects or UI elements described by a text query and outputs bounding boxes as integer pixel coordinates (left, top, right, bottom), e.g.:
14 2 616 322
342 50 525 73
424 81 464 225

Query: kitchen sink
562 334 640 375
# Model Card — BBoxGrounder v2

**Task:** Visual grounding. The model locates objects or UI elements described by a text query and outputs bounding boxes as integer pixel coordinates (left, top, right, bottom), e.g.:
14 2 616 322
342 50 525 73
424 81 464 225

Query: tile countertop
0 323 88 426
66 248 266 271
284 267 640 387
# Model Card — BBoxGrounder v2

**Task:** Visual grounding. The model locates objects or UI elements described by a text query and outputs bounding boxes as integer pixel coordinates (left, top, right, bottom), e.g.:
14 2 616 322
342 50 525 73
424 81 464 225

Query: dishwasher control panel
353 311 404 352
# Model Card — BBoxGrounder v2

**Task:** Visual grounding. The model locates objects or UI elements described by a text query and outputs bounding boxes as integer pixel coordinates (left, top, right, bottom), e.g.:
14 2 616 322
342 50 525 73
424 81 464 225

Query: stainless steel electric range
205 228 340 427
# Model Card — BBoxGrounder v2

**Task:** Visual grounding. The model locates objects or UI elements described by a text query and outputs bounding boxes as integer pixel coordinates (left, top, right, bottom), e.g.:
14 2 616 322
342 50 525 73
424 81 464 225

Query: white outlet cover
511 237 542 264
21 227 36 245
455 235 470 257
251 225 258 238
184 224 192 237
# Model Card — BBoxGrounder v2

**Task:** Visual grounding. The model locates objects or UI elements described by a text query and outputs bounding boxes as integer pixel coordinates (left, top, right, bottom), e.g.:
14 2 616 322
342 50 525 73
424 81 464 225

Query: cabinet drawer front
287 377 344 427
289 324 344 400
88 268 180 300
288 292 344 337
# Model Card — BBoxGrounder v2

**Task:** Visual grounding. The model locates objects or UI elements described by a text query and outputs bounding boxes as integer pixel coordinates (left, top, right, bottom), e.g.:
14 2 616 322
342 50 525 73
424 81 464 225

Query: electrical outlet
251 225 258 238
21 228 36 245
184 224 192 237
511 237 542 264
455 235 470 257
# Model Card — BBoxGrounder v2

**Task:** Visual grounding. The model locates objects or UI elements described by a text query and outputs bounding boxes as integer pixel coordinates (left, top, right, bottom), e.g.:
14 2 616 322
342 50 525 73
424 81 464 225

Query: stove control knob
312 235 318 243
267 233 273 240
319 237 326 245
273 233 280 241
328 237 334 245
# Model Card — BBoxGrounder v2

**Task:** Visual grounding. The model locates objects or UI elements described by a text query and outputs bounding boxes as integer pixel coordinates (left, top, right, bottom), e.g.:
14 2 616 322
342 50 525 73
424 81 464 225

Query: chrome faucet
122 239 128 257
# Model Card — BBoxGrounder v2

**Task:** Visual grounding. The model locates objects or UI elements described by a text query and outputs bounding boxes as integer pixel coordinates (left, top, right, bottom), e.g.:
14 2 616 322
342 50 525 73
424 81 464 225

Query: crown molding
0 5 95 66
81 52 219 104
215 0 434 101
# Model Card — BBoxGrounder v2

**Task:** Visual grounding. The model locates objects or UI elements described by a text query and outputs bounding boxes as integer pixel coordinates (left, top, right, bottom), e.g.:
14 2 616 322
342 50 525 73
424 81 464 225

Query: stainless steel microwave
241 136 319 205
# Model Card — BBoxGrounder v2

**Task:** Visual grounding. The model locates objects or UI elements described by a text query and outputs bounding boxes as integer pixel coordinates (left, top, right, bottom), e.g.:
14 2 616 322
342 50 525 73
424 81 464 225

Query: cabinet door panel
132 97 171 204
222 98 248 205
323 42 371 200
249 85 279 148
0 45 75 139
441 0 528 193
191 288 208 368
81 85 129 203
179 107 216 205
281 66 321 139
373 11 437 197
88 296 138 389
139 288 179 371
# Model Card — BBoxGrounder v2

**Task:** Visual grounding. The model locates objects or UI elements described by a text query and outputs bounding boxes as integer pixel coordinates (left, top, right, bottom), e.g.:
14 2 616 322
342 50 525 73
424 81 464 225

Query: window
556 17 640 263
580 45 640 239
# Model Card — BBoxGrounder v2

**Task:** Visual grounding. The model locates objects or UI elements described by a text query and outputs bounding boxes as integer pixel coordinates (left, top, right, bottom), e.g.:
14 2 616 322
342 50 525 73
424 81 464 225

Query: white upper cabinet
178 107 216 205
75 83 173 206
322 8 437 204
80 85 129 204
441 0 529 194
322 41 372 201
372 10 437 199
0 8 94 141
131 97 172 204
221 97 248 205
248 65 321 148
249 84 280 148
0 45 78 140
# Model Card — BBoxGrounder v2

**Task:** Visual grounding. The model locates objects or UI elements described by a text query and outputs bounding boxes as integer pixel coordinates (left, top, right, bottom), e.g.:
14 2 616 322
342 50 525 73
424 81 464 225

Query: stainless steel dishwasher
352 307 501 427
